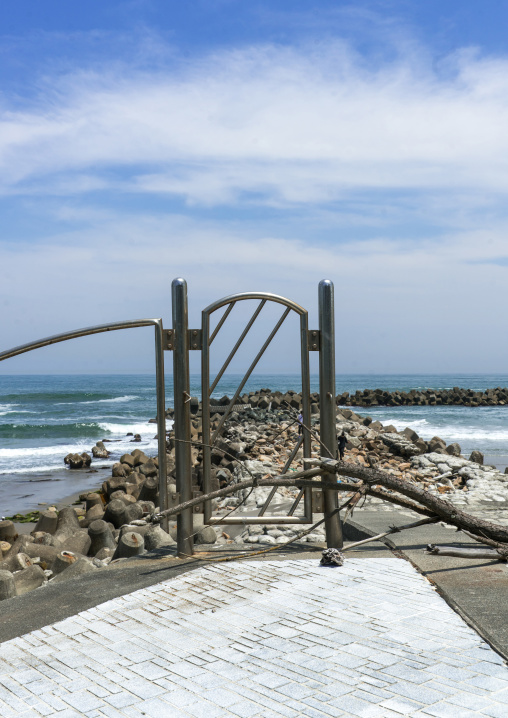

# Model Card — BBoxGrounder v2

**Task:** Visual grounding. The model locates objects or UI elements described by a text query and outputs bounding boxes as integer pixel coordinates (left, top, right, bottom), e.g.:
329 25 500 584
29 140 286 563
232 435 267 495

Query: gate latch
308 330 320 351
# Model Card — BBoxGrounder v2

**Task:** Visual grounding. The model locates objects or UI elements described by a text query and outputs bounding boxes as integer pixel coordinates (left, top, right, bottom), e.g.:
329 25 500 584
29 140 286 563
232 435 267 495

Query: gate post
319 279 343 548
172 278 194 557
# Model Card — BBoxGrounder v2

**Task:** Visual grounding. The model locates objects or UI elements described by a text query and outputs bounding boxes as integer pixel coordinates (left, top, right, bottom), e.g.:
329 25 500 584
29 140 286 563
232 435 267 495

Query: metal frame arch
202 291 307 318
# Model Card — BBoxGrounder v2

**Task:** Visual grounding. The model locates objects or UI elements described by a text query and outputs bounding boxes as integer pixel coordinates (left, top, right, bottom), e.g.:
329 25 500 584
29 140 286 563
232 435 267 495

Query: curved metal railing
0 318 169 528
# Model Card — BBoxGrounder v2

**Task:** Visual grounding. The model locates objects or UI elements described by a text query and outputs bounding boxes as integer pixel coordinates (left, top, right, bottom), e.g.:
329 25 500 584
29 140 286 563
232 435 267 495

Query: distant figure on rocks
338 431 347 460
297 412 303 435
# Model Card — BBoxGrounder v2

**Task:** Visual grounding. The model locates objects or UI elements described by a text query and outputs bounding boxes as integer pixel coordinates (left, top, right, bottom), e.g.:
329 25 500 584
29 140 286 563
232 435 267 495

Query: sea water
1 373 508 516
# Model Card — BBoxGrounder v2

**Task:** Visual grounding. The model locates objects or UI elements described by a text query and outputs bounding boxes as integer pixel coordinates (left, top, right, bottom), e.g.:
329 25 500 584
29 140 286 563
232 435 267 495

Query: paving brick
2 559 508 718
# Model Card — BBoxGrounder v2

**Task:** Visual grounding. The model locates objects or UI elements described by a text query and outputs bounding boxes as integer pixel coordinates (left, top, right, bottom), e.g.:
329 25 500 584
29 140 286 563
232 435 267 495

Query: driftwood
343 517 440 552
153 457 508 551
426 544 508 561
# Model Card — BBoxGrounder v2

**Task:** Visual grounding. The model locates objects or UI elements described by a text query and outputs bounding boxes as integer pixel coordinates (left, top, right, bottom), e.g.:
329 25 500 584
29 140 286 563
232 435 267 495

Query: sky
1 0 508 375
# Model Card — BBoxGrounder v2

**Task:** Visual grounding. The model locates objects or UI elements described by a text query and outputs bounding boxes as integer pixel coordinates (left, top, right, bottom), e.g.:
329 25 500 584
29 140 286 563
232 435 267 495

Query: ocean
1 373 508 517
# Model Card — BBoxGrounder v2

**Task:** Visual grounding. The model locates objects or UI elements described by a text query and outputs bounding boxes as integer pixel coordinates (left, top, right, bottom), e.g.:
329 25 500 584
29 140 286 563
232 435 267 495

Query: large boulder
446 443 462 457
469 450 484 465
64 452 92 469
380 434 423 459
92 441 109 459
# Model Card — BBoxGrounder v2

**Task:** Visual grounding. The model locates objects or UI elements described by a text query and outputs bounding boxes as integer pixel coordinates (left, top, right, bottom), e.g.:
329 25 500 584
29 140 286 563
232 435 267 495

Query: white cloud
1 209 507 373
2 41 508 207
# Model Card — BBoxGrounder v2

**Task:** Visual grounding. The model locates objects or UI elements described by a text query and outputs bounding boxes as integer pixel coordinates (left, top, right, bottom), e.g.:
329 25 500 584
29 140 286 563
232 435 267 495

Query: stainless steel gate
171 278 342 557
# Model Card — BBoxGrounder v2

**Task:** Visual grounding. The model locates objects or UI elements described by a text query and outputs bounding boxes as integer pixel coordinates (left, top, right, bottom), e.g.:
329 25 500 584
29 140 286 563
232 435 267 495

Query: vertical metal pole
201 310 212 524
319 279 343 548
154 320 169 533
300 312 313 518
172 278 194 557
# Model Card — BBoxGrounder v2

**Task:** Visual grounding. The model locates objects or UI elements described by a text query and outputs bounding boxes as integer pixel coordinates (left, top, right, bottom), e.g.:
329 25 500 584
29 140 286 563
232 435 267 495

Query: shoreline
1 465 112 520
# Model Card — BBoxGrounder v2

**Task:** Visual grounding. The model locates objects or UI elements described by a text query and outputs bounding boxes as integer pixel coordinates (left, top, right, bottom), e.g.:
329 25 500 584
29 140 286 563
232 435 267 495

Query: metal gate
0 278 342 557
170 278 342 556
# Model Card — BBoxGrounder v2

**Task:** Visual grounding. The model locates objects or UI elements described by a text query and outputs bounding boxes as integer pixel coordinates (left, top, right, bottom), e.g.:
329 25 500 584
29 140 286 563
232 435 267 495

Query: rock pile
0 447 178 601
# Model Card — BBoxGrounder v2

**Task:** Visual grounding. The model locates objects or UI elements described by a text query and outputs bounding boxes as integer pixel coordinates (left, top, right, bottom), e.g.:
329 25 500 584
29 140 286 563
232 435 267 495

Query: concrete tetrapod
13 565 46 595
33 510 58 535
138 476 158 503
0 520 17 543
51 557 96 583
88 520 116 556
54 507 81 539
0 569 16 600
103 499 127 529
85 493 103 511
23 543 59 570
112 531 145 560
55 530 91 556
0 552 32 573
143 524 176 550
123 502 144 524
52 551 78 575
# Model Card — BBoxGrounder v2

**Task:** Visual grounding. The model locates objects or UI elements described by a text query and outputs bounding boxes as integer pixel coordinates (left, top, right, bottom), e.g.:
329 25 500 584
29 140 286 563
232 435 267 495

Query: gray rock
446 443 462 457
469 450 484 465
194 526 217 545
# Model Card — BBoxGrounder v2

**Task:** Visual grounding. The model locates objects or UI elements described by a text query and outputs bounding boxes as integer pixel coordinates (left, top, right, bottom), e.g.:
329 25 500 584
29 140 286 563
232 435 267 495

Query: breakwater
337 387 508 407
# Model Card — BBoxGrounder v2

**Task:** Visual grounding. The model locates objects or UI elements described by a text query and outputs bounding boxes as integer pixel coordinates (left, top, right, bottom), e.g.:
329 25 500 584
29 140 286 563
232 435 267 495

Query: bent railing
0 319 170 531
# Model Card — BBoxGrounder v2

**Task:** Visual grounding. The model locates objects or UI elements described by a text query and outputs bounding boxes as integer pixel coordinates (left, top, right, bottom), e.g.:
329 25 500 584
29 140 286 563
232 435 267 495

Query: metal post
154 320 169 533
172 278 194 557
319 279 343 548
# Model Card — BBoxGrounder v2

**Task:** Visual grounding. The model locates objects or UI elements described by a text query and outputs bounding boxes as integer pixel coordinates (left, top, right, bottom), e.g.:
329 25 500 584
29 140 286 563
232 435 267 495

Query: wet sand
0 465 112 519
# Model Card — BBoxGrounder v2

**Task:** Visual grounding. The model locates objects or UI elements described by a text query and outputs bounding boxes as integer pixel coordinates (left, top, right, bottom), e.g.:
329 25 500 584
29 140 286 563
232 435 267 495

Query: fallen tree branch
343 516 440 552
328 459 508 545
153 457 508 549
426 544 508 561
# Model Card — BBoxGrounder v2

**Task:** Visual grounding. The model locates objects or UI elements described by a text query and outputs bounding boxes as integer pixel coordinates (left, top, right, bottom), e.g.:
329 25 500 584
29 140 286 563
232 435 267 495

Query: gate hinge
163 329 202 350
188 329 202 350
164 329 174 351
308 330 320 351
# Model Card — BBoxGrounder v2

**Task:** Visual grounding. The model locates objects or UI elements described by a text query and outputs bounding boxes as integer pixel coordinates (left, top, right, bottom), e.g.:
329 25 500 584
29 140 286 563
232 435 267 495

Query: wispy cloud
1 39 508 211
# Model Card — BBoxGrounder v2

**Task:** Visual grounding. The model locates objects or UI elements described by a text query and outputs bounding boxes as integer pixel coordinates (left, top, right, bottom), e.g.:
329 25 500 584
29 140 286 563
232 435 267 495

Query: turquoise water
1 373 508 515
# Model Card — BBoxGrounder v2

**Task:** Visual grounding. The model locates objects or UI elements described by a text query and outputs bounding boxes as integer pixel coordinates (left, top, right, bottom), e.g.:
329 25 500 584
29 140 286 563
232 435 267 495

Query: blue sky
1 1 508 374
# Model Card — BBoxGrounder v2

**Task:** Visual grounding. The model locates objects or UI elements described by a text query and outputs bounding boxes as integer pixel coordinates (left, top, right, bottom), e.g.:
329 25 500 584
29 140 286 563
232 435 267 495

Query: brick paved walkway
1 558 508 717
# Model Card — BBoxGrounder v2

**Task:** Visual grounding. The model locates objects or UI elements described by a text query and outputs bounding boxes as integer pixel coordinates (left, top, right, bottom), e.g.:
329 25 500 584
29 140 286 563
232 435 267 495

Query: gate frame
172 278 343 556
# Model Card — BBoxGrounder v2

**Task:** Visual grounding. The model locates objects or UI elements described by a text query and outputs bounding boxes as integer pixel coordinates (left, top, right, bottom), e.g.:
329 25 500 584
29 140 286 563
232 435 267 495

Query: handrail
0 317 169 531
0 318 161 362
